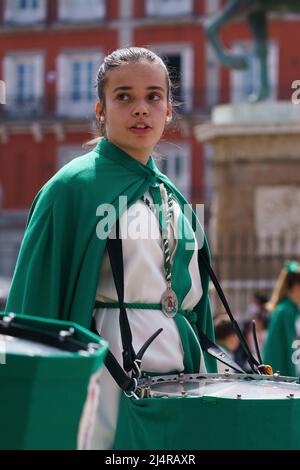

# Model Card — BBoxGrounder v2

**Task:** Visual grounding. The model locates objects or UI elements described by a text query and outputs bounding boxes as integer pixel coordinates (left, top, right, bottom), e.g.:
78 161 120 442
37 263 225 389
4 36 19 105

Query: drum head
0 334 73 356
150 376 300 399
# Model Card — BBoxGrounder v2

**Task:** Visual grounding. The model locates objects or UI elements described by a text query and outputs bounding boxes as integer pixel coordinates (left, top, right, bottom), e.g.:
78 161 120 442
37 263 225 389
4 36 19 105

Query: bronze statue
204 0 300 101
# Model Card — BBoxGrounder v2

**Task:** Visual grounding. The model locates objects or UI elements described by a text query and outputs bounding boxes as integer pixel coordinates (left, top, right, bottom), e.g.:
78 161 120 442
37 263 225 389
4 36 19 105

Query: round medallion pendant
161 287 178 318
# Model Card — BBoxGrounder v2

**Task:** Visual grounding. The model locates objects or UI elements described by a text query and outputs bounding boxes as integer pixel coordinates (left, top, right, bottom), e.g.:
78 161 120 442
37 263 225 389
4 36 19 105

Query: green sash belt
94 300 201 373
94 300 197 333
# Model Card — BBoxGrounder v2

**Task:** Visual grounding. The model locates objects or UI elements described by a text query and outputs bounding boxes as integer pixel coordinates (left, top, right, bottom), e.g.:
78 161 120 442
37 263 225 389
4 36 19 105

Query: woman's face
96 61 172 164
290 282 300 305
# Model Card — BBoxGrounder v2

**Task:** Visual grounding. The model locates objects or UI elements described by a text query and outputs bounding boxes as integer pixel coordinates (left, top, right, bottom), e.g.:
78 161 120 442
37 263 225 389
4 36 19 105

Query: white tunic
89 185 205 449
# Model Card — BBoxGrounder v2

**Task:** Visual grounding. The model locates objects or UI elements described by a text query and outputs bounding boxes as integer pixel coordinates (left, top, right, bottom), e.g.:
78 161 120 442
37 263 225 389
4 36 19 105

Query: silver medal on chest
161 286 178 318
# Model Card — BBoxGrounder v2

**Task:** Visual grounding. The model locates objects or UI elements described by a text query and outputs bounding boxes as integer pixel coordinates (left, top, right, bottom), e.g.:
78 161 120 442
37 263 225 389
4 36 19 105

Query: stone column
195 101 300 314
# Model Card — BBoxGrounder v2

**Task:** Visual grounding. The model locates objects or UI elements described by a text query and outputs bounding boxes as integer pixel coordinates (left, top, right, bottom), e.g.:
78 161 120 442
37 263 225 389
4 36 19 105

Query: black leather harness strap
92 221 247 391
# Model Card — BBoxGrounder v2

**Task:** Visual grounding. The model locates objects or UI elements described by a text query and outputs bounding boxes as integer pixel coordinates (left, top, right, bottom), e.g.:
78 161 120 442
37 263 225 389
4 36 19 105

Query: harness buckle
124 378 140 400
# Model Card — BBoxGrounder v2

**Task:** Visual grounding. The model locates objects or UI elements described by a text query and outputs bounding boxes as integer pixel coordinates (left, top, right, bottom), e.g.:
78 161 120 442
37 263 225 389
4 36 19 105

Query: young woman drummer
6 47 217 449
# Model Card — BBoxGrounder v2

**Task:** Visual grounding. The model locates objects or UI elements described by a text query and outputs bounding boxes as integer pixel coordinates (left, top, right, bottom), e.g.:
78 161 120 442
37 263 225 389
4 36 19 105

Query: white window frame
204 0 221 109
205 43 220 108
0 81 6 105
3 52 44 114
58 0 106 22
57 50 102 118
205 0 220 15
156 141 191 199
145 0 193 16
4 0 46 24
230 40 279 103
150 43 194 112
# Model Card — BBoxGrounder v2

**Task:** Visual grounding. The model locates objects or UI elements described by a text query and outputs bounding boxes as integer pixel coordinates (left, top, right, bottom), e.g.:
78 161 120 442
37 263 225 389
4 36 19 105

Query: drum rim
137 373 300 399
0 321 101 355
138 372 300 388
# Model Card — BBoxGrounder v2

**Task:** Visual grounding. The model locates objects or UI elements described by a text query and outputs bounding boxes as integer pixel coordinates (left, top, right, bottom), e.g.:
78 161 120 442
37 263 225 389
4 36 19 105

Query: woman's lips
129 126 152 135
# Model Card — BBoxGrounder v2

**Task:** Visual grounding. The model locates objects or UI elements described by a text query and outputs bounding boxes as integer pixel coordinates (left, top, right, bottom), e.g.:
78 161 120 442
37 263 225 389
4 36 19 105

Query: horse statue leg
204 0 254 70
247 10 269 101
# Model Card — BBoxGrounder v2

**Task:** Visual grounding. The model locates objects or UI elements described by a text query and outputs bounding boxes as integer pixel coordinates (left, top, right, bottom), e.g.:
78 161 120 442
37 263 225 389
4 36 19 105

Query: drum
114 372 300 450
0 312 108 450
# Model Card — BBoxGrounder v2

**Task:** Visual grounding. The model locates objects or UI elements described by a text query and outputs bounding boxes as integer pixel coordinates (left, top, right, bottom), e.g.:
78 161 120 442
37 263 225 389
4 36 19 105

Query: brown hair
266 263 300 311
214 314 236 341
97 47 173 100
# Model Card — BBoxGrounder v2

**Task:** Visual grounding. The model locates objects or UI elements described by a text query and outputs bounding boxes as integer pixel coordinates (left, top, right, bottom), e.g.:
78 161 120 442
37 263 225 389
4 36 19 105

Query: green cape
263 297 300 377
6 138 216 373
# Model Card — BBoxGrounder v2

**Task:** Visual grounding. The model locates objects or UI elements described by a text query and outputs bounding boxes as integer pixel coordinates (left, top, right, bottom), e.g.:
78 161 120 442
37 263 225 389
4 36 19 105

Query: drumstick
198 251 260 373
251 321 273 375
252 319 263 364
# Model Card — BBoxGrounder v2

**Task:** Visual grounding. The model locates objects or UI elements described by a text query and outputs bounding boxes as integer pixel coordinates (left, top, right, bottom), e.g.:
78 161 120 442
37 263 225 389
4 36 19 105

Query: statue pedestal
195 101 300 315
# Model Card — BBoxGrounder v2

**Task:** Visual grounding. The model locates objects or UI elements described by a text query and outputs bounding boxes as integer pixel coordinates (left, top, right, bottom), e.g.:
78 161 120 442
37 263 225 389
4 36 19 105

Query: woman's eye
116 93 130 101
148 93 161 101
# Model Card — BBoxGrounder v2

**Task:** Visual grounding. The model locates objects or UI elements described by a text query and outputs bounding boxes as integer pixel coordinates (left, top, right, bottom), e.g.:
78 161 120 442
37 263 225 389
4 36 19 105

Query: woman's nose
132 101 149 116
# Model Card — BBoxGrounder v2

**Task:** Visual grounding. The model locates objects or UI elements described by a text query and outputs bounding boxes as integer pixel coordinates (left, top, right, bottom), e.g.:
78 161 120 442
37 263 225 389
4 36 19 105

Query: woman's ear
166 102 173 124
96 100 104 119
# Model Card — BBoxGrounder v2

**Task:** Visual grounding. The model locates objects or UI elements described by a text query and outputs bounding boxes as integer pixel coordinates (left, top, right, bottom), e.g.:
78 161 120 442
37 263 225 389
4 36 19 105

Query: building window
145 0 193 16
150 44 194 112
58 0 106 22
4 0 46 24
3 53 44 115
17 63 35 101
156 142 191 199
57 51 102 118
230 41 278 103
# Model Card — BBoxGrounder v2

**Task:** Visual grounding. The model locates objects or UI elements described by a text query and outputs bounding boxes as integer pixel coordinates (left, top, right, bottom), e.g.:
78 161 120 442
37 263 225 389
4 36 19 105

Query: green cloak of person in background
263 261 300 377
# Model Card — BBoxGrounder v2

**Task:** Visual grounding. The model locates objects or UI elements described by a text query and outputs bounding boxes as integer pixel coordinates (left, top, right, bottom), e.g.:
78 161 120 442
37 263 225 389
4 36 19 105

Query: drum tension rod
87 342 102 352
2 313 16 328
59 327 75 341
